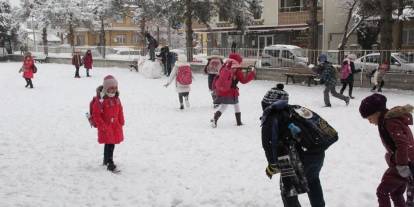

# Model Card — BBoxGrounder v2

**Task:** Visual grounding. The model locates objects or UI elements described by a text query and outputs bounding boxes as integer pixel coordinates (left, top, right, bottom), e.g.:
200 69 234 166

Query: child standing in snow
359 94 414 206
164 62 192 110
210 53 255 128
83 49 93 77
371 63 388 92
19 52 36 89
204 50 223 107
91 75 125 172
72 49 83 78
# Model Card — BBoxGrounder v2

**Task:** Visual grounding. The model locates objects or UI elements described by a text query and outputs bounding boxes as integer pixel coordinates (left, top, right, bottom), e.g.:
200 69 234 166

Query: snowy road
0 62 413 206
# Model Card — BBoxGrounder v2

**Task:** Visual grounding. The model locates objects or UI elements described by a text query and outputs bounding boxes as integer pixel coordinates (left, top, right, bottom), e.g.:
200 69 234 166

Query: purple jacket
378 105 414 167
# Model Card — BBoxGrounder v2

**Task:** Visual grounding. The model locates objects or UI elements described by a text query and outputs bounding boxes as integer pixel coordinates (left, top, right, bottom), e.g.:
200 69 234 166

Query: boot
180 103 184 110
210 111 222 128
107 161 117 172
103 157 109 166
235 112 243 126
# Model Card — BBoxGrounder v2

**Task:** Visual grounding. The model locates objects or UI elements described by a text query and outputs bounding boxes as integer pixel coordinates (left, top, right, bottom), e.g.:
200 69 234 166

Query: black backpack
289 105 338 152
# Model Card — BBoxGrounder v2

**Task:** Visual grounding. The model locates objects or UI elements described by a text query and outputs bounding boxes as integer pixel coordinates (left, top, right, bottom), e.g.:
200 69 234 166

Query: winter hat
262 83 289 106
103 75 118 90
228 53 243 68
318 54 327 63
359 93 387 118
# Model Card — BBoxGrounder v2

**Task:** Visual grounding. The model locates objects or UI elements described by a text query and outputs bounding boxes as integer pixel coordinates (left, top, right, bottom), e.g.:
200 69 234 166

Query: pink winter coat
91 95 125 144
22 57 35 79
215 69 255 98
83 53 93 69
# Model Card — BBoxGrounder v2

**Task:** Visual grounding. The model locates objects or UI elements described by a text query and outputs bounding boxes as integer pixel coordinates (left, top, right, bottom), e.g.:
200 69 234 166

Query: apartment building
194 0 358 50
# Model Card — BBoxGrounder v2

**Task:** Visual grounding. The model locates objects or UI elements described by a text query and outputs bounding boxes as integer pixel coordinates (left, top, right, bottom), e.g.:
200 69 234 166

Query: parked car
354 52 414 73
170 48 208 65
106 48 141 60
260 44 308 68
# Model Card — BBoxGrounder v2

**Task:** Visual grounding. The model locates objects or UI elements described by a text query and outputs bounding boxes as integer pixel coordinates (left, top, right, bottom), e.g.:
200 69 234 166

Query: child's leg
86 68 90 77
178 93 184 109
233 103 242 126
378 80 385 92
184 92 190 107
339 83 347 94
24 78 29 87
28 79 33 88
103 144 110 165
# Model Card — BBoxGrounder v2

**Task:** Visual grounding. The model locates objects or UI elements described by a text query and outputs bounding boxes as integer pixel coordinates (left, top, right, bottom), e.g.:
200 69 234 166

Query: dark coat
72 54 82 67
341 62 361 83
378 105 414 167
319 62 337 86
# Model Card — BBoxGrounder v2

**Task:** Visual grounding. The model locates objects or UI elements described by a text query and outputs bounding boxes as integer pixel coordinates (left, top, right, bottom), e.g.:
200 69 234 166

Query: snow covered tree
85 0 120 58
0 0 16 54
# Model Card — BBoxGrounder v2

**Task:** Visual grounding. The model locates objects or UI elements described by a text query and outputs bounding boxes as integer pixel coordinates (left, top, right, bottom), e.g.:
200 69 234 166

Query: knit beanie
262 83 289 108
359 93 387 118
103 75 118 90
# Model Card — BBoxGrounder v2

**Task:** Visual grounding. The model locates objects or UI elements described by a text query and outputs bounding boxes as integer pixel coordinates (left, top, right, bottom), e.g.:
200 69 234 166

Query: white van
260 44 308 68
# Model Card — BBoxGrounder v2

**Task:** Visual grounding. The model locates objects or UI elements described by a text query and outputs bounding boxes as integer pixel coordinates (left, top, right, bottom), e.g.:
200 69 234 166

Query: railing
17 45 414 74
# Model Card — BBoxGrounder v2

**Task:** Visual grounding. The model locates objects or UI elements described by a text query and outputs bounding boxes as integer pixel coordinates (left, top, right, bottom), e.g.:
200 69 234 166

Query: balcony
278 10 322 26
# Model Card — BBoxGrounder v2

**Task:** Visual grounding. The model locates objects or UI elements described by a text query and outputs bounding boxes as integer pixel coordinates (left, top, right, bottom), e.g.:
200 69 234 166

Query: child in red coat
91 75 125 172
19 53 36 88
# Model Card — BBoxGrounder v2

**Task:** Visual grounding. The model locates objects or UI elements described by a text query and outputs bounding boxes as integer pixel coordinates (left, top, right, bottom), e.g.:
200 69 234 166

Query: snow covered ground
0 62 413 207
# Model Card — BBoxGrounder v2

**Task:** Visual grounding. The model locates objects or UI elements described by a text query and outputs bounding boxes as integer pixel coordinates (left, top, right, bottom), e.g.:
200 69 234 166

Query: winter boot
103 157 109 166
235 112 243 126
210 111 222 128
107 161 117 172
86 69 91 77
180 104 184 110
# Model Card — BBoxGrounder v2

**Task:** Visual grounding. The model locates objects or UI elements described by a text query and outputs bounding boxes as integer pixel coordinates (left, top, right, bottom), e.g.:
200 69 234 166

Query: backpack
289 105 338 152
340 62 351 80
153 38 159 48
87 97 102 128
213 61 234 94
176 65 192 85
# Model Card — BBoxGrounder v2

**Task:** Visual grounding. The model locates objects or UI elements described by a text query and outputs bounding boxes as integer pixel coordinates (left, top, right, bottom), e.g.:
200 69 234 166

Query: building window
402 29 414 45
76 35 85 46
280 0 303 12
114 35 127 44
114 15 124 23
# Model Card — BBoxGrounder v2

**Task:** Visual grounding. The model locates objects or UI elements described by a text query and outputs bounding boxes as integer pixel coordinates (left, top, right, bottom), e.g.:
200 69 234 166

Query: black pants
178 92 189 104
282 151 325 207
372 80 385 92
75 66 80 77
340 82 354 96
208 74 217 91
24 78 33 88
86 68 90 77
104 144 115 164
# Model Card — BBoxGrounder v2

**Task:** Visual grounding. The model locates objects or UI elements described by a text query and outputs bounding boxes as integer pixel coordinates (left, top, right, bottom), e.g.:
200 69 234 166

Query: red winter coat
216 69 255 98
22 57 35 79
83 53 93 69
378 105 414 167
91 95 125 144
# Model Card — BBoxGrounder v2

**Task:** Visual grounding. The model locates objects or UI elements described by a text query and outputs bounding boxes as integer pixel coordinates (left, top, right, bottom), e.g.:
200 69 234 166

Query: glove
397 165 413 178
288 123 301 137
265 164 280 179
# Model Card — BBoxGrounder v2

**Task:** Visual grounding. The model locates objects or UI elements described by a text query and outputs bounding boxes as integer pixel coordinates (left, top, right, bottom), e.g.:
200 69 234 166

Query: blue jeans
282 151 325 207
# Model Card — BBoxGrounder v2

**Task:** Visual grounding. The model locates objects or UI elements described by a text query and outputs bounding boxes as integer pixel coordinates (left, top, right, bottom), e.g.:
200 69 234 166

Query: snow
0 62 413 206
139 59 163 79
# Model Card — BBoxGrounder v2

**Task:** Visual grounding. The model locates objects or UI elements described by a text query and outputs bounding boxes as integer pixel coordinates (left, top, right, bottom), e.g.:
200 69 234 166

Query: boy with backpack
164 61 193 110
315 54 350 107
19 52 37 89
210 53 255 128
88 75 125 172
359 93 414 206
339 54 360 99
261 84 337 207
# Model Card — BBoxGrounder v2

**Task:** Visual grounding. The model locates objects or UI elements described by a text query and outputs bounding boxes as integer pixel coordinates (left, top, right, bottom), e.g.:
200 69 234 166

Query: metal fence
19 45 414 74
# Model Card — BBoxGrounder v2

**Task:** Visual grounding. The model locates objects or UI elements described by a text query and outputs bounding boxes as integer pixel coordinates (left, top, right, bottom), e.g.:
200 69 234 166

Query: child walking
164 62 193 110
91 75 125 172
19 52 37 89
